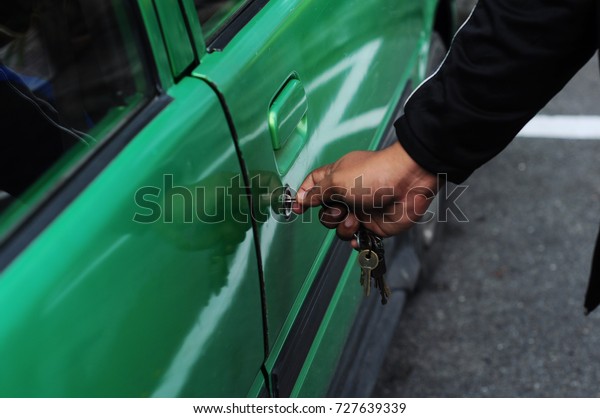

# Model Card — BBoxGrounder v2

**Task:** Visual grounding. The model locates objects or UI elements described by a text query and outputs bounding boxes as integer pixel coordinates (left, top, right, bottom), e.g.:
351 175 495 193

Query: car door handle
269 78 307 150
268 78 308 176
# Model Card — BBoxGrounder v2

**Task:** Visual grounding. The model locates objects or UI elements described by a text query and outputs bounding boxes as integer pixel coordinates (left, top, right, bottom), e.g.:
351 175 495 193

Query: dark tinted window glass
195 0 248 37
0 0 152 216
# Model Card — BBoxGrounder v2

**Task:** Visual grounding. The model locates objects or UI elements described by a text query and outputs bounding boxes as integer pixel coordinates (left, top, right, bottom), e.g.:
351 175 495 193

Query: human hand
292 141 440 245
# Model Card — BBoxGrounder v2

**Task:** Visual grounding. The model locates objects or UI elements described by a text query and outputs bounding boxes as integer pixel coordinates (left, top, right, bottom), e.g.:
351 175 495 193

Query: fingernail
344 217 354 228
297 190 306 201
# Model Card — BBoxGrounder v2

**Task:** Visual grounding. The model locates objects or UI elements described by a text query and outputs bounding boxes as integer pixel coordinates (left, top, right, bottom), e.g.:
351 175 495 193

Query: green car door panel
191 0 436 384
0 78 266 397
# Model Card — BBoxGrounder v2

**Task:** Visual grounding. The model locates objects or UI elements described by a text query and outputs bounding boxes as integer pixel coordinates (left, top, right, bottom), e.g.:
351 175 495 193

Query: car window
0 1 153 222
195 0 249 38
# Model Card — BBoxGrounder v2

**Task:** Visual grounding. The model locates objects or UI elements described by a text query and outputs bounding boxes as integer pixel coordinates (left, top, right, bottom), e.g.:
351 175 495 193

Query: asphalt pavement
372 53 600 395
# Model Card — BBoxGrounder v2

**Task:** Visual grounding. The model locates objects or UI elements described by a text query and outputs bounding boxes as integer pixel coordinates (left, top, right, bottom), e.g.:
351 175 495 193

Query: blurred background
373 0 600 397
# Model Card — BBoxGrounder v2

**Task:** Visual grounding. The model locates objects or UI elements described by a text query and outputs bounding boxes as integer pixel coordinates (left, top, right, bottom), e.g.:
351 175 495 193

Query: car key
356 227 391 304
371 236 391 305
356 227 373 295
358 249 379 297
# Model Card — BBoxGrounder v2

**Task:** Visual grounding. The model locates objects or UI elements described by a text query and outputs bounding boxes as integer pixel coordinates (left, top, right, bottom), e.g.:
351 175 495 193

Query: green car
0 0 455 397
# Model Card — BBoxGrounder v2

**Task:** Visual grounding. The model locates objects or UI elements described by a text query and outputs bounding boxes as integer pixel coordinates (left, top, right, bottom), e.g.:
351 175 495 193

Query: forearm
396 0 598 183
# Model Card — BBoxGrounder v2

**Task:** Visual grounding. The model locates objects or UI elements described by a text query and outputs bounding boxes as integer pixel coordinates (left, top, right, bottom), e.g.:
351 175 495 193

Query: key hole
282 185 293 219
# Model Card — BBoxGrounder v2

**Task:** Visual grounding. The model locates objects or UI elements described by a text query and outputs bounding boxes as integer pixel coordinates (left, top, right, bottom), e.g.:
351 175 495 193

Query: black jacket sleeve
394 0 598 184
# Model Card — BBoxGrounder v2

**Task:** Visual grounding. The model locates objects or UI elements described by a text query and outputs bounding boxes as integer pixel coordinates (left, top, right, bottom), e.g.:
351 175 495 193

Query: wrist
384 141 438 188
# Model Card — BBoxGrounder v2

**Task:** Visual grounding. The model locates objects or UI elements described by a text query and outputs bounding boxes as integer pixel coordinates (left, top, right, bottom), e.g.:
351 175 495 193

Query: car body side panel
191 0 435 380
0 78 265 397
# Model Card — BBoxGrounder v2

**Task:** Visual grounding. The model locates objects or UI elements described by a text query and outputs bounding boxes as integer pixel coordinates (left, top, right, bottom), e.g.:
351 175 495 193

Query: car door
189 0 429 396
0 0 266 396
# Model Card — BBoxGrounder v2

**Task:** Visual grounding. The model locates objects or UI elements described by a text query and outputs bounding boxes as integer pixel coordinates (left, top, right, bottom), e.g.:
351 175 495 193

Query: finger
351 238 359 249
319 204 349 229
293 165 334 213
336 212 360 241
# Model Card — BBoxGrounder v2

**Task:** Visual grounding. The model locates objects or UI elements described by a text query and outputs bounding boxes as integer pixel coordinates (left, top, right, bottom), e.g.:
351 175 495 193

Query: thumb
293 164 337 213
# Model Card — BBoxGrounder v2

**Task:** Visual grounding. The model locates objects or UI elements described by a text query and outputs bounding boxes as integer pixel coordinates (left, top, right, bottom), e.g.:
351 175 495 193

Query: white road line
517 115 600 140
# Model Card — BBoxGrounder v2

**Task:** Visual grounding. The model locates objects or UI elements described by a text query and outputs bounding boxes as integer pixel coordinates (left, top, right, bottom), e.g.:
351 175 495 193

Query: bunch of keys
355 227 391 305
